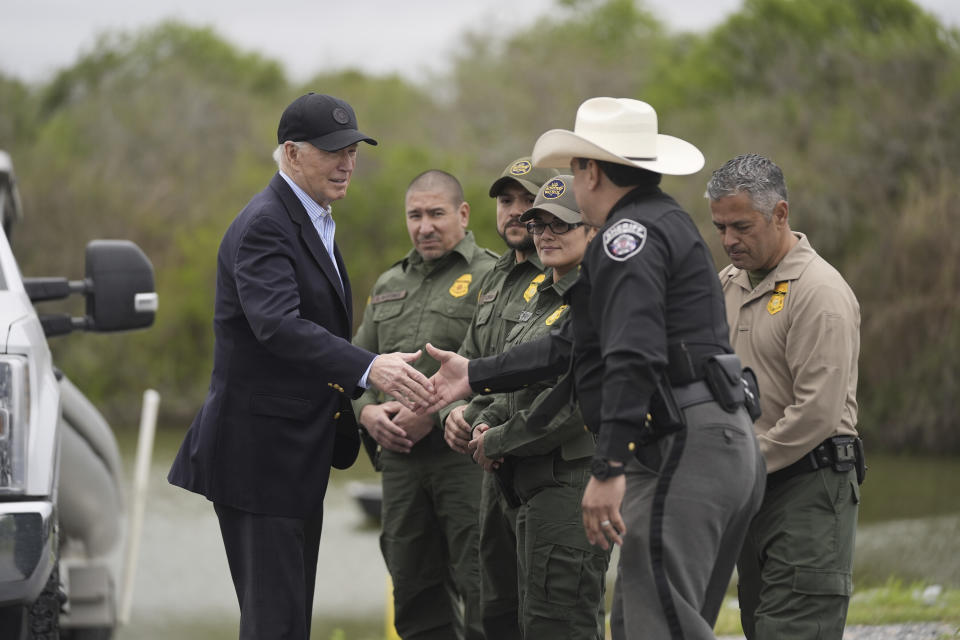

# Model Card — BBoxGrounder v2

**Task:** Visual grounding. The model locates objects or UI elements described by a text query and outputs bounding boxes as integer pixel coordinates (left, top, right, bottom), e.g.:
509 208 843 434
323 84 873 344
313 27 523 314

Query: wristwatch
590 457 625 481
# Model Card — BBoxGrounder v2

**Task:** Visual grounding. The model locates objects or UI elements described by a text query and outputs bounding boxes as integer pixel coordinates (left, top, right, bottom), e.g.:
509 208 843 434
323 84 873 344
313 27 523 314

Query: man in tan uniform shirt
707 154 863 640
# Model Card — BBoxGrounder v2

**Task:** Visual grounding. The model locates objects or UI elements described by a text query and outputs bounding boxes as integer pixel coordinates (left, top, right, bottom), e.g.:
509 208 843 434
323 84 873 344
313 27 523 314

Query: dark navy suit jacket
168 173 375 518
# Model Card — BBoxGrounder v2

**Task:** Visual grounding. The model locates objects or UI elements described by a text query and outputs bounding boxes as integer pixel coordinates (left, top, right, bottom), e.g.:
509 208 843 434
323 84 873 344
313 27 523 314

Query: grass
712 578 960 636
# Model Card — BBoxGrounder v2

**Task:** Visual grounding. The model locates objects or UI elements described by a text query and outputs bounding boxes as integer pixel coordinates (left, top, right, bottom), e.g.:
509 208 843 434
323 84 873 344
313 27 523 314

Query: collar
727 232 817 294
538 264 580 296
604 184 665 225
494 247 544 271
403 230 480 270
278 170 332 223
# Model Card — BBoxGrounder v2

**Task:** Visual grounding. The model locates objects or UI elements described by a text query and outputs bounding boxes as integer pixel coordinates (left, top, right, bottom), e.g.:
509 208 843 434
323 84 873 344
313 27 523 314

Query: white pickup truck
0 150 158 639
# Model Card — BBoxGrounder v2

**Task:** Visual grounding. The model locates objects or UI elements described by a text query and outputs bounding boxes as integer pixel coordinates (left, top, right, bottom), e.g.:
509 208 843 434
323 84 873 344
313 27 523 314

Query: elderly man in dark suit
168 93 435 640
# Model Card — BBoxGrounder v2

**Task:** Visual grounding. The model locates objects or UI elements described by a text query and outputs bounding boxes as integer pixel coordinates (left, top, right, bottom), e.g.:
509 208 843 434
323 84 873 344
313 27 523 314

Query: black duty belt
767 435 866 489
666 342 726 386
671 380 714 410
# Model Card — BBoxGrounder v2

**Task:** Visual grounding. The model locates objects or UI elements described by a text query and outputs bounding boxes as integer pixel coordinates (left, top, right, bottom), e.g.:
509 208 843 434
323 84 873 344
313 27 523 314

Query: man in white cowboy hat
423 97 766 639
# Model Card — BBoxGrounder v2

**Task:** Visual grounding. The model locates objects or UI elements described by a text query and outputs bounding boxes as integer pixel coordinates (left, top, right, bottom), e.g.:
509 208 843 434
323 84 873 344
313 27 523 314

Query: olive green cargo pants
514 456 611 639
478 471 521 639
380 438 484 640
737 467 860 640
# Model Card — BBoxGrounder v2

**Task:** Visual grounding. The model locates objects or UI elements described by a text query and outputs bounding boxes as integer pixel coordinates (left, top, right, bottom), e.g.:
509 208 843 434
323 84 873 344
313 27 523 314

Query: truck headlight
0 355 29 493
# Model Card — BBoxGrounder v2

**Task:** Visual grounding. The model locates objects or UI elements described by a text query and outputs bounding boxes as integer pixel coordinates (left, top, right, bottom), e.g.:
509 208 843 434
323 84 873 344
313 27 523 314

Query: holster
493 458 523 509
642 374 686 445
741 367 762 422
703 353 746 413
359 428 383 471
854 436 867 485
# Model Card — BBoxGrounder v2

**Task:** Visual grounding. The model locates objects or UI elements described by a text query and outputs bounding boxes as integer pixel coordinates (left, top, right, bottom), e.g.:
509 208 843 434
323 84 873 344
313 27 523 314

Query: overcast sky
1 0 958 84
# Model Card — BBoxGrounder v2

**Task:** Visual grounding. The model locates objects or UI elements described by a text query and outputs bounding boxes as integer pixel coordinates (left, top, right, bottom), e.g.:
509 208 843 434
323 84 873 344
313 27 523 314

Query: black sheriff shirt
469 184 731 462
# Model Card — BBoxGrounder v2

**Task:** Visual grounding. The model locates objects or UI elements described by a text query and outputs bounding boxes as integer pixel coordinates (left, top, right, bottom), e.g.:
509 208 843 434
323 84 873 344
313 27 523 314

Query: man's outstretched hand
369 351 434 411
421 343 472 414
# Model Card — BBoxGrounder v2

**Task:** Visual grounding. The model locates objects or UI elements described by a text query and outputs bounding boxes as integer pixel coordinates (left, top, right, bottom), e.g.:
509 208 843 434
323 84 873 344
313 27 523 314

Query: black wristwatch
590 458 626 481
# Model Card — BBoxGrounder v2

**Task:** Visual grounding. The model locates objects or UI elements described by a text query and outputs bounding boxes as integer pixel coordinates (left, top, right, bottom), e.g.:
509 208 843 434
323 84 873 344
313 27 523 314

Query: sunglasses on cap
525 220 583 235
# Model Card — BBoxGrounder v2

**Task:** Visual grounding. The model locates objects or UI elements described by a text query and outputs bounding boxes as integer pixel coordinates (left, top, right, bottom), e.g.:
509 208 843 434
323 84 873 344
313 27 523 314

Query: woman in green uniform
469 175 610 640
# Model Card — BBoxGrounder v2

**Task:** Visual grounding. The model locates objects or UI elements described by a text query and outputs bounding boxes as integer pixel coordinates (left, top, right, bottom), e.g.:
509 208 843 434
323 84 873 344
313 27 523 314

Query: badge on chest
767 281 789 315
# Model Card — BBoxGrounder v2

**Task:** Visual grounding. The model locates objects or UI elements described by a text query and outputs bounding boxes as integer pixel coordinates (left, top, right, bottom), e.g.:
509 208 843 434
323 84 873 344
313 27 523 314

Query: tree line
0 0 956 452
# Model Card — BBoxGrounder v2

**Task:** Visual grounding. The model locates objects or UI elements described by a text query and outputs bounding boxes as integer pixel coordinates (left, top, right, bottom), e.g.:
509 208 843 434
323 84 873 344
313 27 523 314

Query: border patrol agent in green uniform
469 176 611 639
439 157 557 640
352 170 498 640
708 155 863 640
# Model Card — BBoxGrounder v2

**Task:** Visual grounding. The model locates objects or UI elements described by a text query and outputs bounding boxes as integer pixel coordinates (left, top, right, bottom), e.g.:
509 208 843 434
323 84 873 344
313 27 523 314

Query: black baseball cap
277 93 378 151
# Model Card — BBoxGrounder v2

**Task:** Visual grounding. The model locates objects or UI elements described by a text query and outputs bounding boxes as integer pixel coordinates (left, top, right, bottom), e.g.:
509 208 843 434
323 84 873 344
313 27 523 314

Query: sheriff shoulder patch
603 220 647 261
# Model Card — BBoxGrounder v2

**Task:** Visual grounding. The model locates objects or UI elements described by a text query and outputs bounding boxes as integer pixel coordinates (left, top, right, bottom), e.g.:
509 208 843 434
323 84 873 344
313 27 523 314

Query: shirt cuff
358 359 374 389
595 424 638 463
482 425 506 460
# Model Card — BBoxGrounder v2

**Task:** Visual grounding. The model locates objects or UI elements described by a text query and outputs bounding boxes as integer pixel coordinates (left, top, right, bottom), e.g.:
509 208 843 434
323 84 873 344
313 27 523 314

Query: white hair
272 141 308 170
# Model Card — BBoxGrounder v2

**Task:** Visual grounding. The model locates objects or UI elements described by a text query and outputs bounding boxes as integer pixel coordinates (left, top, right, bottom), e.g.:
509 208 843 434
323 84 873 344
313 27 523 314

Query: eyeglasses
525 220 583 235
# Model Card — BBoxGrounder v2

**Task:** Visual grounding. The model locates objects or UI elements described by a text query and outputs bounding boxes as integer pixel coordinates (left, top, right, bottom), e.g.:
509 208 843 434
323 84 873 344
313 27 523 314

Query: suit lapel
270 174 350 315
334 243 354 321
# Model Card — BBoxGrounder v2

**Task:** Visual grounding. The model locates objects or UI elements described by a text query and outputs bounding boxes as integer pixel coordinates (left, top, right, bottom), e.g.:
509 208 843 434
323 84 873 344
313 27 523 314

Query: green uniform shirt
476 267 595 462
352 231 498 424
440 250 547 426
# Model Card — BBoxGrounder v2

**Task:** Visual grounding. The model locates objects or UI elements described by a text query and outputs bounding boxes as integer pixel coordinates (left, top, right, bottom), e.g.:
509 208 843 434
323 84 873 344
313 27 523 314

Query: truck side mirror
24 240 158 336
85 240 158 332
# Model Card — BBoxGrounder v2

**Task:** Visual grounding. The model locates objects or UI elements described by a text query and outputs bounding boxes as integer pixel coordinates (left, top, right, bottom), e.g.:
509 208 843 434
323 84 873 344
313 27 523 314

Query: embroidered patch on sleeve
602 220 647 261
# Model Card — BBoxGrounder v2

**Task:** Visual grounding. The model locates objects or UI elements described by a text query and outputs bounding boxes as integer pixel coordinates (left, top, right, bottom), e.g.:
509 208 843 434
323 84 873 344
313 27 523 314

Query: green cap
519 175 581 224
488 156 560 198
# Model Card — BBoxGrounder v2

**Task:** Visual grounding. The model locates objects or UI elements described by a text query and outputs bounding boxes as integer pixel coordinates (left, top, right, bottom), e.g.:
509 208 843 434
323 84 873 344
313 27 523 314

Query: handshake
362 343 474 454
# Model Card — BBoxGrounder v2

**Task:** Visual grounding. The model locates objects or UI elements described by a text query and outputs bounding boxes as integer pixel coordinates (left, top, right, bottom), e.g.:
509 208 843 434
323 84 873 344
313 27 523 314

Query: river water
114 429 960 640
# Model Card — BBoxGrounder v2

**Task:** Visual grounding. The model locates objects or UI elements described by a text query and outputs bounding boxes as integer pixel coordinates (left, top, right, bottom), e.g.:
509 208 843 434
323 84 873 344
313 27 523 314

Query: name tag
371 290 406 304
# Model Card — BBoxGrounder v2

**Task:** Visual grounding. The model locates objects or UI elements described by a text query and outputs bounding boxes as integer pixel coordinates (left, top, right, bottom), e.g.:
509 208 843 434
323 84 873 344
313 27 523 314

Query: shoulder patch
602 220 647 261
371 290 406 304
449 273 473 298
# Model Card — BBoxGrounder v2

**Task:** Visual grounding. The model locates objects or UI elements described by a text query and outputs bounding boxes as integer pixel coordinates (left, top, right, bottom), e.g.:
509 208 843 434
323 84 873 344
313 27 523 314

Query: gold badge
523 274 546 302
449 273 472 298
545 305 568 326
767 281 789 315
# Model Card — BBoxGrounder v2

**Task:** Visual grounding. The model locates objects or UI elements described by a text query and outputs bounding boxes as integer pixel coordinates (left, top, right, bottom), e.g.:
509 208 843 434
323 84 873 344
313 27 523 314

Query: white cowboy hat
531 97 705 176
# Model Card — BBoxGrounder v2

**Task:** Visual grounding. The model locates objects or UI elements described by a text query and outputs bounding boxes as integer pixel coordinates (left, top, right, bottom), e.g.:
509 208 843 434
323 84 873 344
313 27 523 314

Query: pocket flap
250 393 314 420
792 568 852 596
371 301 404 321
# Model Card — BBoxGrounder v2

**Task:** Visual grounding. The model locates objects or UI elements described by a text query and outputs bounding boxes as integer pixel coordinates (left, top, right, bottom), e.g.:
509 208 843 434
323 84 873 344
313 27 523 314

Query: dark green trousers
737 467 860 640
380 439 484 640
478 471 521 640
515 456 611 639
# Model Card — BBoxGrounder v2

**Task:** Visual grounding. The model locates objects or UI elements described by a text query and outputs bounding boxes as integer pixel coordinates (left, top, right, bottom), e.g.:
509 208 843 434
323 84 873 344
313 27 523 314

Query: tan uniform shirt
719 232 860 473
